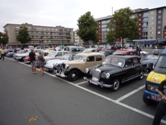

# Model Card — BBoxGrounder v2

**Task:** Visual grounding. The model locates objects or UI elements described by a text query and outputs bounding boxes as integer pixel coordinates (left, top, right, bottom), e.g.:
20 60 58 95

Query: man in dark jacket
29 49 37 74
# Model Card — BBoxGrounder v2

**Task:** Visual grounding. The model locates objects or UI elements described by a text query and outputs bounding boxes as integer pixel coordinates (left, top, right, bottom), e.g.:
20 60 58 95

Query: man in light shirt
0 47 5 60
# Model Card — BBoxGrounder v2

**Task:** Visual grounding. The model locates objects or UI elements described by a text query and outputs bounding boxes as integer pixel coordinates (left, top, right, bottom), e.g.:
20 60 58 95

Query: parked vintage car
140 54 159 72
84 55 145 91
113 49 136 55
44 51 70 61
45 53 76 72
14 49 31 61
54 52 105 81
99 50 115 57
82 48 98 52
6 50 16 57
63 46 84 54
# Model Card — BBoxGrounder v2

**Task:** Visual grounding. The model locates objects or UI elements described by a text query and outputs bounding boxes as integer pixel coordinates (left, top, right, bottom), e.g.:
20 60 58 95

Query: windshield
83 48 96 52
71 48 84 52
60 54 72 60
154 55 166 74
104 56 125 67
141 54 158 60
74 55 86 61
48 52 57 57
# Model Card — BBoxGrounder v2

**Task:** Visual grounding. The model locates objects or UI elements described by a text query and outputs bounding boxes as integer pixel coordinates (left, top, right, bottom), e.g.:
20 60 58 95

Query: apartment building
73 30 83 46
134 6 166 40
3 23 74 47
95 15 112 43
95 6 166 43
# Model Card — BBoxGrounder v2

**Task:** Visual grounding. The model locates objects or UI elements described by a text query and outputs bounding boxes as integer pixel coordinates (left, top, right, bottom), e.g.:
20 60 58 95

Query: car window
125 59 133 67
57 52 62 56
63 52 69 55
64 47 69 51
87 56 94 62
96 55 102 61
133 58 139 65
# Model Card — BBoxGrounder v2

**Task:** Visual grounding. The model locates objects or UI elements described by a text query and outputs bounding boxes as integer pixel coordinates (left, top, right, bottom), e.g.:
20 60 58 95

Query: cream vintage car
54 52 105 81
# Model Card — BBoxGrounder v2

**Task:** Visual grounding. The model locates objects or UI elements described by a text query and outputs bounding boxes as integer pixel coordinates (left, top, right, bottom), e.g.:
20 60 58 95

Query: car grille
92 69 101 79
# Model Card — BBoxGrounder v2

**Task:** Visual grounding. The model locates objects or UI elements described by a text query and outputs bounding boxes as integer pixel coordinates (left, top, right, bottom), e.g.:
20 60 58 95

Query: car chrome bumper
55 70 66 78
83 77 113 88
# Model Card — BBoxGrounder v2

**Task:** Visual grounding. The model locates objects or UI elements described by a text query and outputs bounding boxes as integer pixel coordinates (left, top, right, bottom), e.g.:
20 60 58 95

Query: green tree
0 32 9 46
16 26 31 45
106 31 115 44
107 7 139 47
77 11 98 45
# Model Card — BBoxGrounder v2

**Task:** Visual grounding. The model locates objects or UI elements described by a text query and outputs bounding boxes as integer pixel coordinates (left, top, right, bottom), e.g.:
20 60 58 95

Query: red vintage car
113 49 136 55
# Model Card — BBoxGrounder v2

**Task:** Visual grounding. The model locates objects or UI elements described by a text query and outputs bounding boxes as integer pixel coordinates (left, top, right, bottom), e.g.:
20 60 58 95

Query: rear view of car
143 49 166 105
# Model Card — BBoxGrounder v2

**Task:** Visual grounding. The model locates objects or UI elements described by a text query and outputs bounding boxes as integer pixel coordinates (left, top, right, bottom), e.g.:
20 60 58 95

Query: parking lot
2 57 166 125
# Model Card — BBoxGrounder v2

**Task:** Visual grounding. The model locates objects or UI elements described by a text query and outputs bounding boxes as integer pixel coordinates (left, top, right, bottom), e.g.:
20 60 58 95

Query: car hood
141 59 157 64
64 60 84 67
94 64 121 73
15 53 29 56
147 71 166 84
46 59 69 65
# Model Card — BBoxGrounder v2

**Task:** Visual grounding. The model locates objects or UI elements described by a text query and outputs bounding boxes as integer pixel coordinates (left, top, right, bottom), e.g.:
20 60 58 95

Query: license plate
151 95 161 101
92 77 98 82
90 80 98 85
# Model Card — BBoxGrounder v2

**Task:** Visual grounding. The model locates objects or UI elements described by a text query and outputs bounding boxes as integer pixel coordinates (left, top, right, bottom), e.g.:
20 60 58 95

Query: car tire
139 71 144 79
68 70 79 81
111 79 120 91
143 94 153 106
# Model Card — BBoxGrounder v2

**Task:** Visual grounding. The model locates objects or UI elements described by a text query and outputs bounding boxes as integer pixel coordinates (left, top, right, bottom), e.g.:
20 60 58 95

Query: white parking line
116 85 145 102
76 81 87 85
8 59 166 124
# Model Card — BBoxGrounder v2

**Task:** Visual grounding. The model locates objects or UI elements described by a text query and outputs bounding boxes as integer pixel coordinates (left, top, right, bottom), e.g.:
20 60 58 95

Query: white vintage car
44 53 76 72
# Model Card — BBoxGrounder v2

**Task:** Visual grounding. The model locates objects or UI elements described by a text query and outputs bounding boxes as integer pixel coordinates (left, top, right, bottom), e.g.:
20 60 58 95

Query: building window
158 26 161 29
165 32 166 34
150 11 154 14
158 10 161 13
143 12 148 17
158 20 161 24
139 14 141 16
150 32 153 34
150 16 154 20
139 19 141 21
151 22 154 25
139 23 141 26
158 15 161 19
150 27 154 30
150 37 153 39
158 31 161 34
139 28 141 30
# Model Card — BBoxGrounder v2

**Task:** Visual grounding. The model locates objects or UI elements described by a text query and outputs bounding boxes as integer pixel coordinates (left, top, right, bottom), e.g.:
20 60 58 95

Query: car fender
65 67 84 75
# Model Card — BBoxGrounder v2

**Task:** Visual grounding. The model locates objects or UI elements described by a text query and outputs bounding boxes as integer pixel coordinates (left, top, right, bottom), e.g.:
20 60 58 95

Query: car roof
76 52 104 56
107 55 138 59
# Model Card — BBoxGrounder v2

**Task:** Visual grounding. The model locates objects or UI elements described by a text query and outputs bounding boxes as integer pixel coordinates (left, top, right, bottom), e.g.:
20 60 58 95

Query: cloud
0 0 165 32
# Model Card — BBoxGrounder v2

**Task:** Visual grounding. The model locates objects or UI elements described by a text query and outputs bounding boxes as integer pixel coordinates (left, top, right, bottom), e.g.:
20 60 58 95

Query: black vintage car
140 54 159 73
84 55 145 91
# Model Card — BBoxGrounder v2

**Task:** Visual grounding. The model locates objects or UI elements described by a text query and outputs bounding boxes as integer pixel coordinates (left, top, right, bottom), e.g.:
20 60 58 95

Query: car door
124 58 135 81
133 57 141 76
85 56 95 69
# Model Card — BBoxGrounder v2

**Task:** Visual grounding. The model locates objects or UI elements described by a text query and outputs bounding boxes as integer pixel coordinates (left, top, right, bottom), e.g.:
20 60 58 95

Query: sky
0 0 165 32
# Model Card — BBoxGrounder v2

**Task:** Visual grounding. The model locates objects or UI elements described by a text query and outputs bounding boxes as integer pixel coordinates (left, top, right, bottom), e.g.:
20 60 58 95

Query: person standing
37 51 45 75
29 49 37 74
1 47 5 60
152 80 166 125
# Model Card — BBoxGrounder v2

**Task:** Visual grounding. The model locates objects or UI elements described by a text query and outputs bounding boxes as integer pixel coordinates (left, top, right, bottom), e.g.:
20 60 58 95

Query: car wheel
139 71 144 79
111 79 120 91
68 70 79 81
143 94 153 106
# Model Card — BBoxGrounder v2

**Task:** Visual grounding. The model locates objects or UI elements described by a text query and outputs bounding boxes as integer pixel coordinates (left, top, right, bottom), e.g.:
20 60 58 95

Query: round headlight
65 64 69 69
105 73 110 79
85 68 89 73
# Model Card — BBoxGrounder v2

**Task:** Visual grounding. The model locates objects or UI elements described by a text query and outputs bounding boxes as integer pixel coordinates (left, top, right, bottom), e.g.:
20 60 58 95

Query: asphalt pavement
0 58 165 125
